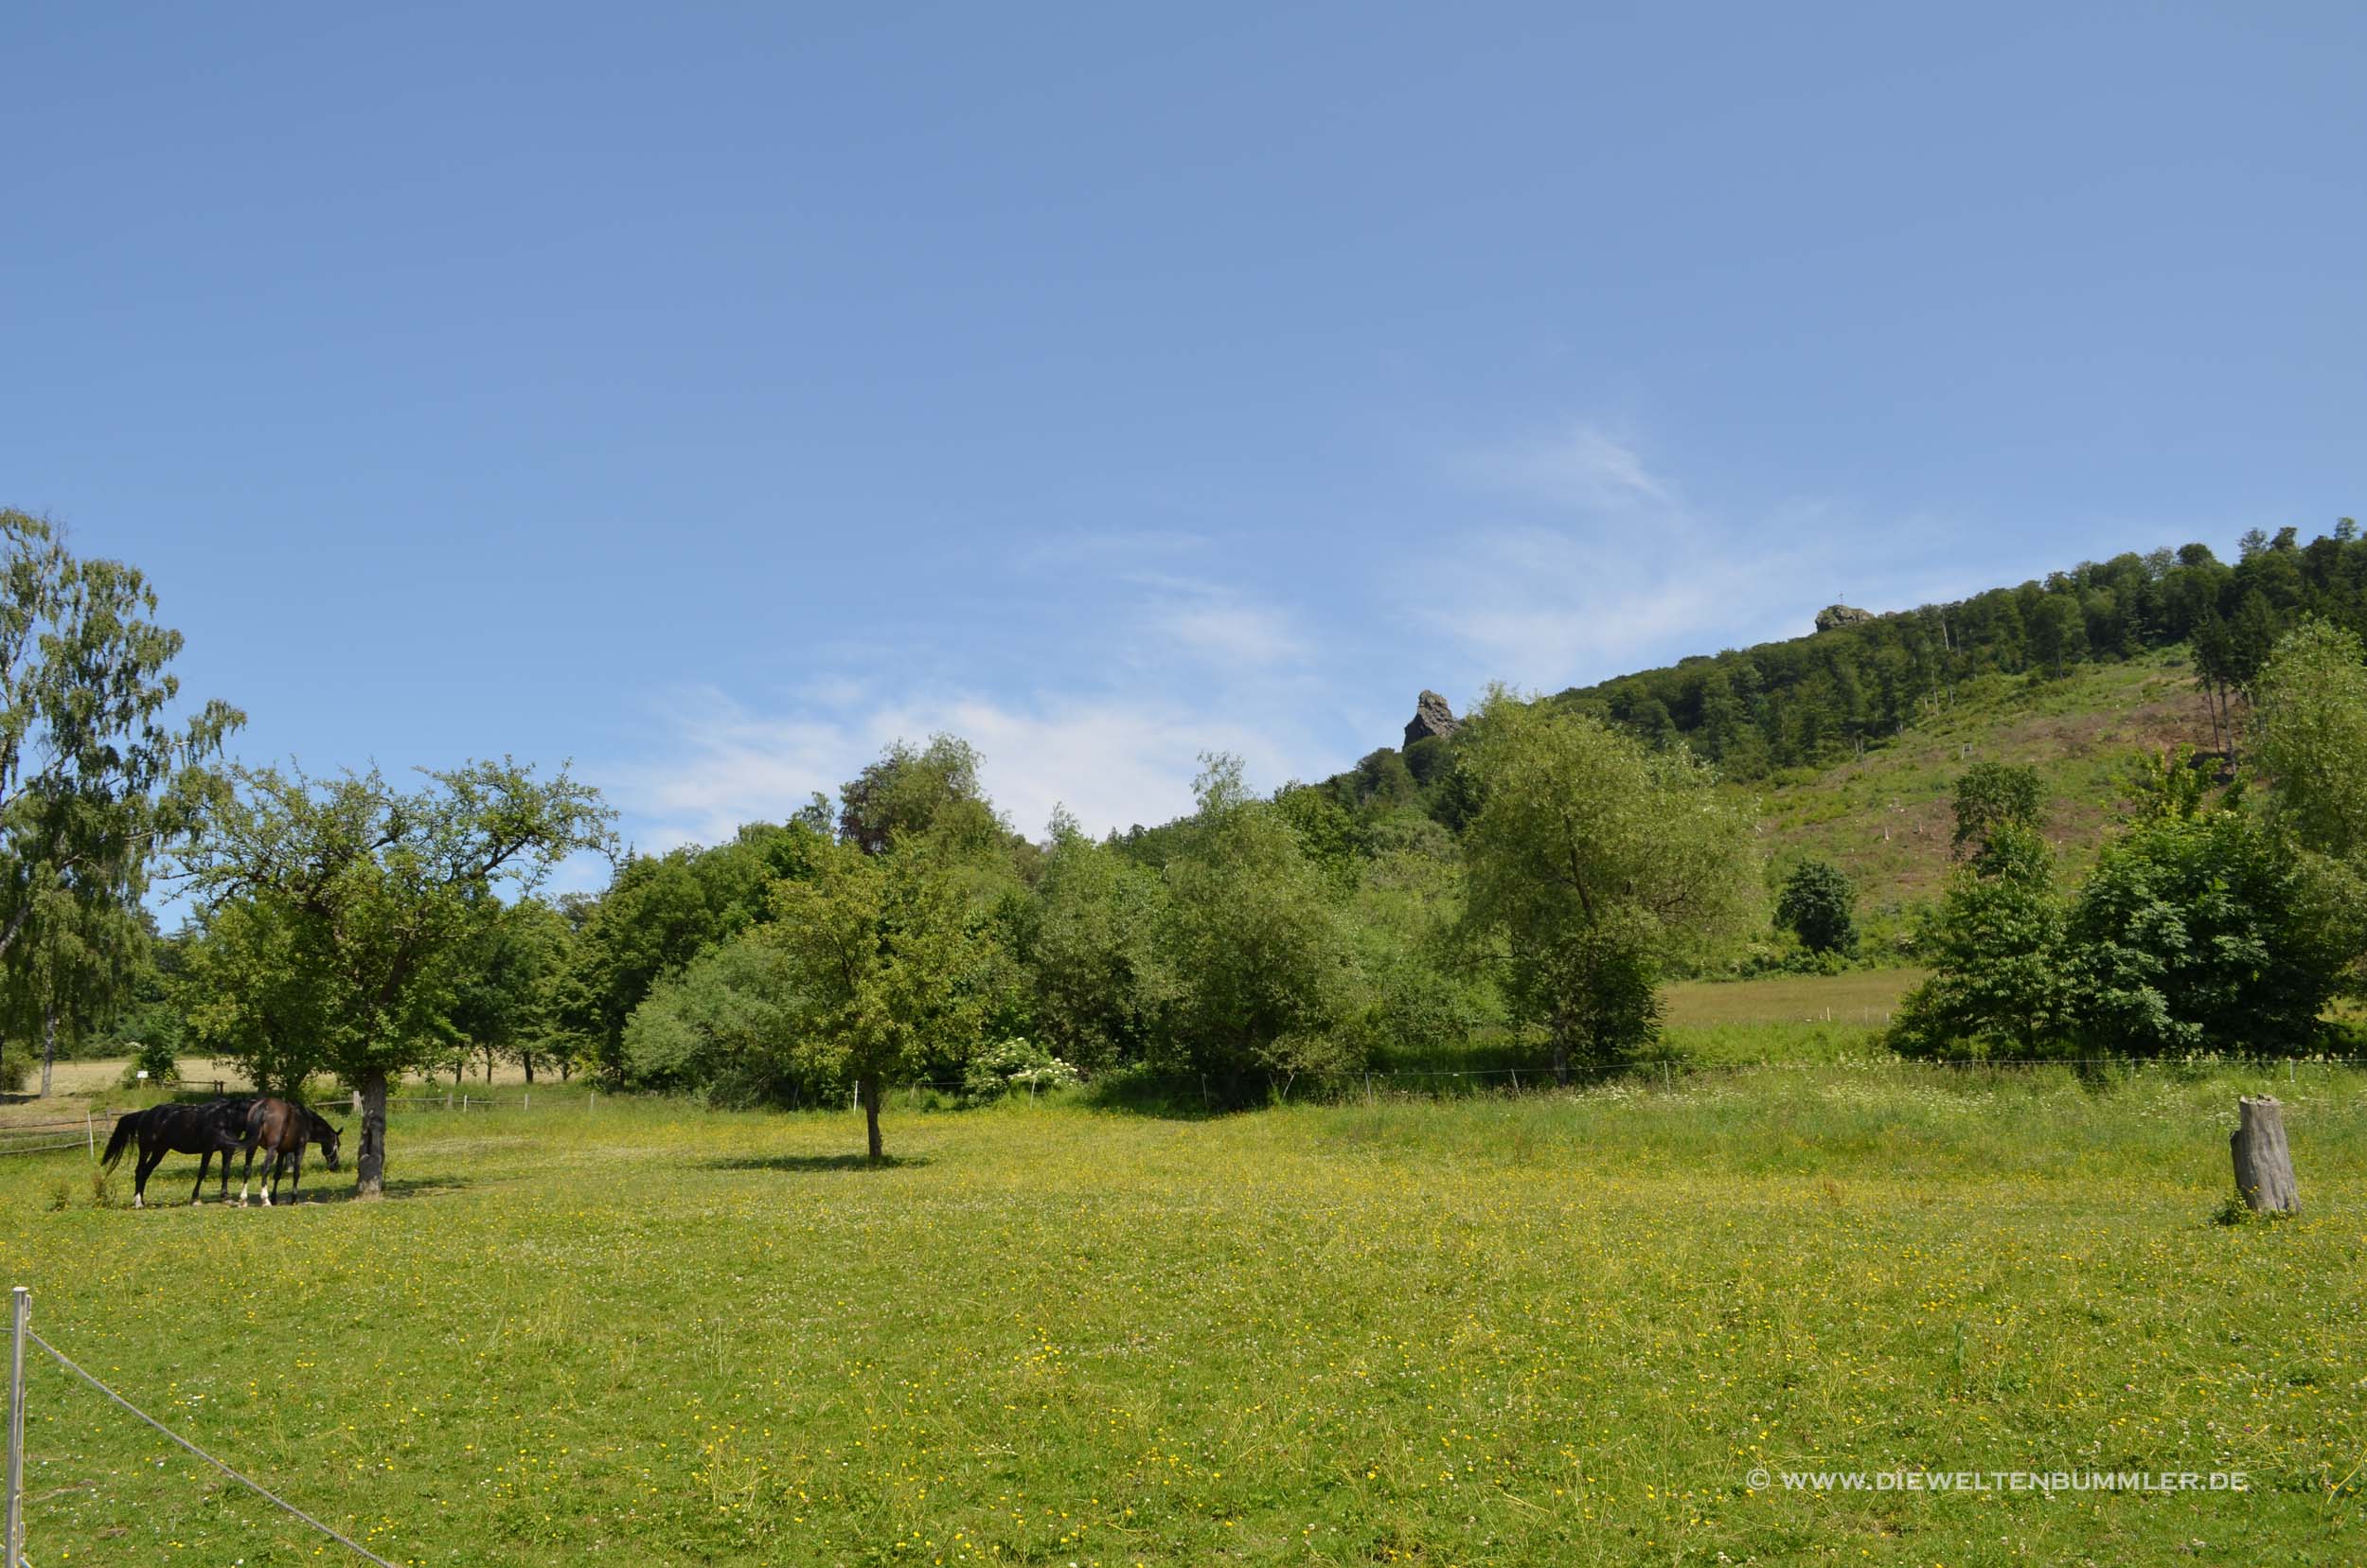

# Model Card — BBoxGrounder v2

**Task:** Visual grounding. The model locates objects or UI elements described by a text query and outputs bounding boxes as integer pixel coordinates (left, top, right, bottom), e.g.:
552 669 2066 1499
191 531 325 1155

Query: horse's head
317 1117 345 1172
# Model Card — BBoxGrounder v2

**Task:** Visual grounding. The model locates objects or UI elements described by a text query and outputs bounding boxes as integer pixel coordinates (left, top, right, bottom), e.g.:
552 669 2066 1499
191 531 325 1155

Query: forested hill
1552 521 2360 778
1269 521 2359 934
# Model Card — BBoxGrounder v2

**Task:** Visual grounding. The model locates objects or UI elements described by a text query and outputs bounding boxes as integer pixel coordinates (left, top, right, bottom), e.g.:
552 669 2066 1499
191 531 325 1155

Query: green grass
1659 970 1925 1065
4 1067 2363 1566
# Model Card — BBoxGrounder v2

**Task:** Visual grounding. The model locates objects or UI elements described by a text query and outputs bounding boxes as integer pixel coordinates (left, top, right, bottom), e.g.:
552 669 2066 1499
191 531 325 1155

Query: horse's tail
99 1110 139 1171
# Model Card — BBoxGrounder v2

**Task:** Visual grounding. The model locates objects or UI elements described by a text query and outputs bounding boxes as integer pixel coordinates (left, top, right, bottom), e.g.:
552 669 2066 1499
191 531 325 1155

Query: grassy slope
1742 648 2212 928
2 1081 2360 1567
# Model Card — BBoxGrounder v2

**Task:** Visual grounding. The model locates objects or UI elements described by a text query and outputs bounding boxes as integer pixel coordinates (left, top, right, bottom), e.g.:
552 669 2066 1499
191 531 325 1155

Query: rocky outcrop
1404 690 1459 749
1815 603 1876 633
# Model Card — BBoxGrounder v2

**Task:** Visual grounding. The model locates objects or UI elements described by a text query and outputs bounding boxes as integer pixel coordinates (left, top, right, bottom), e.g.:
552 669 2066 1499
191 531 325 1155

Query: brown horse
235 1098 344 1207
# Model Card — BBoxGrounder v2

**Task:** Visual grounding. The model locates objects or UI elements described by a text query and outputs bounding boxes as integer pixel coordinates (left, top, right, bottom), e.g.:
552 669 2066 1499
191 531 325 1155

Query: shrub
961 1038 1079 1103
1888 827 2075 1059
2070 810 2349 1057
1775 861 1859 954
0 1042 29 1094
119 1035 182 1089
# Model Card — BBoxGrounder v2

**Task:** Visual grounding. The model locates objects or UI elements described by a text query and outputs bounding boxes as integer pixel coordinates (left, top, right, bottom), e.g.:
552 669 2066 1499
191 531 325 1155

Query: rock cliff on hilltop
1404 690 1459 749
1815 603 1877 633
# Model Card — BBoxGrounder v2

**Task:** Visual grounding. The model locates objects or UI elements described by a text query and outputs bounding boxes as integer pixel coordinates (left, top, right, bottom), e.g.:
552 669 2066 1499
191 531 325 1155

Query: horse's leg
191 1149 212 1206
287 1148 304 1203
133 1144 159 1209
218 1143 236 1204
237 1142 258 1207
261 1149 280 1206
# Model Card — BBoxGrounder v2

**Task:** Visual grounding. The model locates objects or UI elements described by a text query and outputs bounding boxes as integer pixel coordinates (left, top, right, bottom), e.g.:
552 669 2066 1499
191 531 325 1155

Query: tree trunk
860 1073 883 1162
523 1055 535 1085
2231 1096 2299 1214
40 1004 56 1098
357 1070 390 1200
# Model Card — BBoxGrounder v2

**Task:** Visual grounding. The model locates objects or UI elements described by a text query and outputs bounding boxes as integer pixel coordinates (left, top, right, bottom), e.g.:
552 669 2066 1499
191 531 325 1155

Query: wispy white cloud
1416 519 1842 686
601 681 1326 853
1465 422 1674 510
1417 422 1860 686
1133 580 1308 670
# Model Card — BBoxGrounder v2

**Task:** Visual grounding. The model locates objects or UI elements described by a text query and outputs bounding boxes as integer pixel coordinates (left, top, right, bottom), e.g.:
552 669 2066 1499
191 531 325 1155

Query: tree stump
2230 1096 2300 1215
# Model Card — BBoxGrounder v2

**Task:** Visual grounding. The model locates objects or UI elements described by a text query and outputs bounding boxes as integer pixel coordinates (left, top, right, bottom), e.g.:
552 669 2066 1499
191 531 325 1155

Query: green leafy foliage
836 734 1004 856
622 929 814 1106
1774 860 1858 954
1018 812 1176 1073
1460 690 1760 1076
2253 617 2367 863
0 512 239 1094
2070 810 2348 1057
176 759 614 1194
1554 526 2367 775
1890 826 2076 1059
1156 756 1360 1094
1950 761 2043 863
768 838 1002 1157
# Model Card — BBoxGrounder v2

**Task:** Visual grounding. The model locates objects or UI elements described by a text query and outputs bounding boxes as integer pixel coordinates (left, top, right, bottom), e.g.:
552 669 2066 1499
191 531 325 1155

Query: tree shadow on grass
114 1171 474 1210
705 1153 932 1173
205 1174 477 1206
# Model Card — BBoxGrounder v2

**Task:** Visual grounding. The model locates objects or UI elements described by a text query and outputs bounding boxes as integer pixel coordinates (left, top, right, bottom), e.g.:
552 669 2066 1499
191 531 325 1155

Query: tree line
10 508 2367 1176
1565 522 2366 777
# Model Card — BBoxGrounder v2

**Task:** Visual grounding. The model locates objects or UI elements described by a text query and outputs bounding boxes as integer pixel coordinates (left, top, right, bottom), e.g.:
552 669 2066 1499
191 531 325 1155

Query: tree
4 873 148 1096
2026 595 2087 679
1774 860 1858 955
837 736 1002 856
1458 692 1759 1080
2069 811 2346 1058
178 894 333 1096
562 822 825 1077
1022 811 1176 1074
622 928 812 1105
2251 618 2367 863
1157 756 1360 1096
769 839 998 1159
1890 826 2075 1058
0 512 240 1090
444 897 576 1084
178 760 614 1197
1949 762 2043 863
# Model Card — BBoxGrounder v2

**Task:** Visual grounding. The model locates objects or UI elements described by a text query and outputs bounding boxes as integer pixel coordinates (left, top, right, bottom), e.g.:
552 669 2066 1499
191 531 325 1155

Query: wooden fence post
2231 1096 2300 1214
7 1285 27 1568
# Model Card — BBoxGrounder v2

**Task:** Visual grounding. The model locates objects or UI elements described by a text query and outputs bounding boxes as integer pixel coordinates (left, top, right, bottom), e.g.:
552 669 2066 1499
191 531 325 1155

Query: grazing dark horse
236 1098 343 1207
98 1099 257 1209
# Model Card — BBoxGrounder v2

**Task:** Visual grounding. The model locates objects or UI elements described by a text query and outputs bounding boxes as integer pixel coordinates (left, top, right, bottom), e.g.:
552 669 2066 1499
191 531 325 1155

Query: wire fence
5 1286 399 1568
0 1114 119 1162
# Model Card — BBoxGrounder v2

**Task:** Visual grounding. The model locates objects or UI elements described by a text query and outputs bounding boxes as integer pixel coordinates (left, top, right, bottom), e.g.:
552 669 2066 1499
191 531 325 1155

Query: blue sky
6 4 2362 869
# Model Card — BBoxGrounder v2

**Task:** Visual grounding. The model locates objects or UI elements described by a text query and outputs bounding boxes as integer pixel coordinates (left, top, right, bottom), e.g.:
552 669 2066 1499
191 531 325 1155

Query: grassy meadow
3 1022 2364 1566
